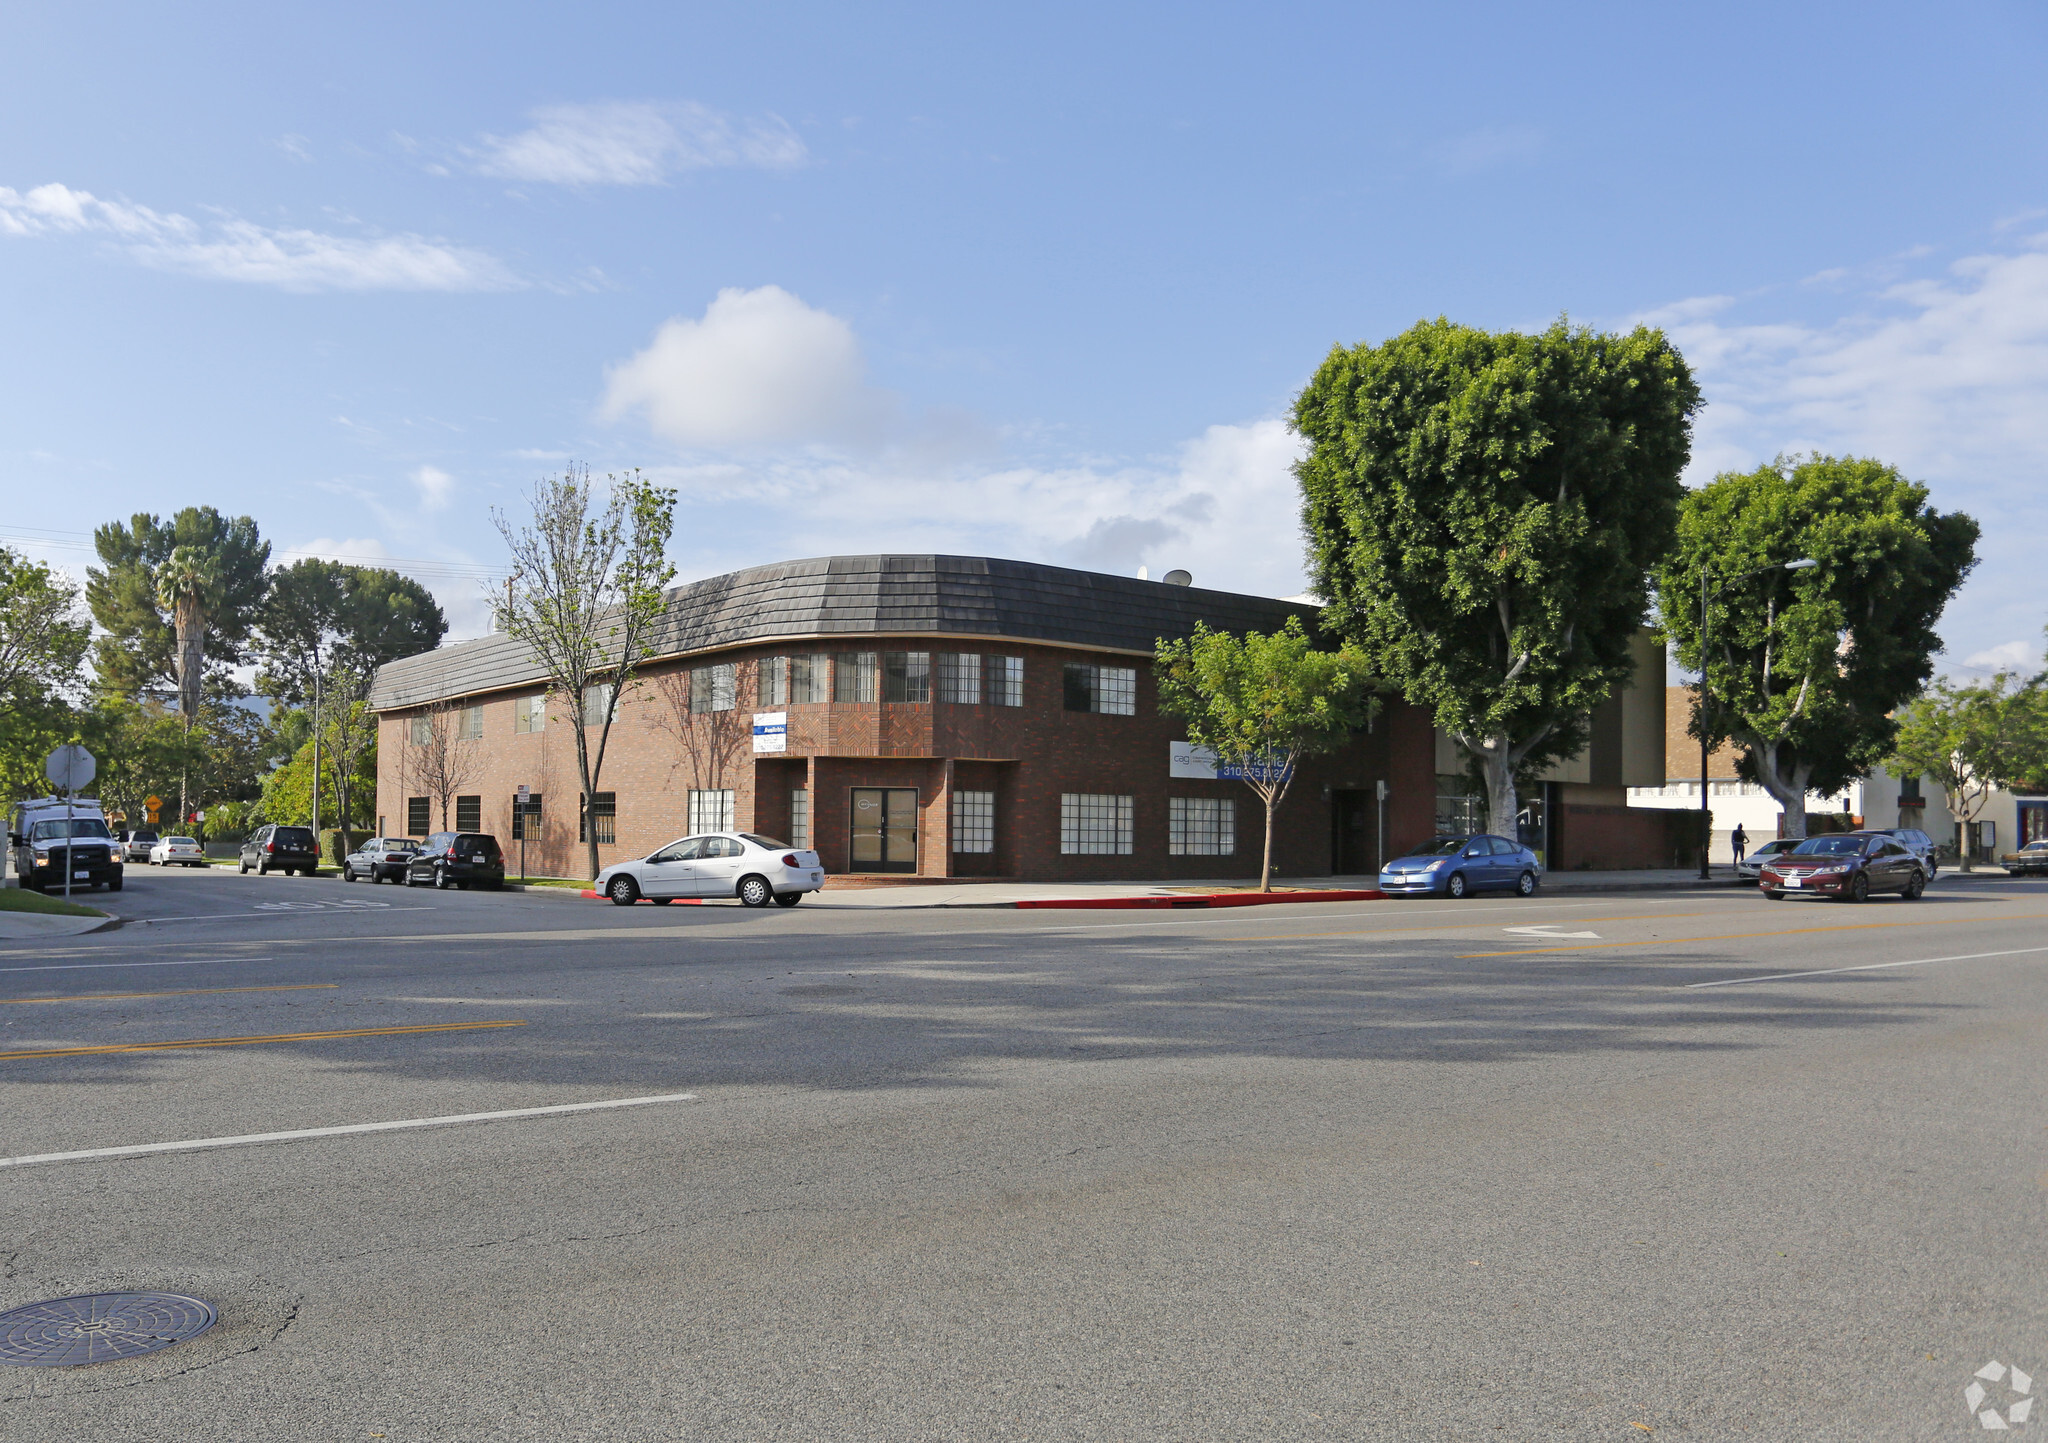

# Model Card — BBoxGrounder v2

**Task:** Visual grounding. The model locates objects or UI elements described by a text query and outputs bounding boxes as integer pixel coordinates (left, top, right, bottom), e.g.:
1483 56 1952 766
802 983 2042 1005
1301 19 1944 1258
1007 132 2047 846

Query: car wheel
650 897 674 906
1903 870 1926 900
1516 870 1537 897
1763 889 1784 900
238 861 248 875
738 875 773 908
257 861 269 876
1846 872 1870 903
108 877 122 892
434 867 453 890
608 875 640 906
1446 871 1468 899
774 891 802 908
343 866 356 882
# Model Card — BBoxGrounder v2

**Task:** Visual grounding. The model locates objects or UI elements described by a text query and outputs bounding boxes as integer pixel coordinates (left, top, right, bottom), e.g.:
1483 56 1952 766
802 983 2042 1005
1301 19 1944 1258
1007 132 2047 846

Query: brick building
366 555 1436 883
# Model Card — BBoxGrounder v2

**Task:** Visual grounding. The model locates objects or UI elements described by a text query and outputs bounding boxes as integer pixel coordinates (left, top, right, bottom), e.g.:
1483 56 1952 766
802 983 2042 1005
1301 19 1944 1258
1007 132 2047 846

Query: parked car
343 837 422 884
1759 832 1926 901
1735 837 1801 883
148 835 206 867
239 824 321 876
403 832 506 890
1378 834 1542 899
8 798 122 893
2000 839 2048 877
595 832 826 907
116 829 160 863
1870 826 1939 878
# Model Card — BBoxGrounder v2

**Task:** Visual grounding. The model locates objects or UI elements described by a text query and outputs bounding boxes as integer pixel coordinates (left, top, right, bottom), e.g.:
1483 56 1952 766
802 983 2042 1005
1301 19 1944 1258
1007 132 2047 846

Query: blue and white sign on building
752 712 788 754
1169 741 1292 783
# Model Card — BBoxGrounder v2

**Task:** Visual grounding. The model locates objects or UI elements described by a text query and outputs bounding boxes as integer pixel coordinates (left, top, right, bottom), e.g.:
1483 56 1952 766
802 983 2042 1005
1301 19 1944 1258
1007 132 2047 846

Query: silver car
595 832 825 908
148 835 207 867
1735 837 1800 883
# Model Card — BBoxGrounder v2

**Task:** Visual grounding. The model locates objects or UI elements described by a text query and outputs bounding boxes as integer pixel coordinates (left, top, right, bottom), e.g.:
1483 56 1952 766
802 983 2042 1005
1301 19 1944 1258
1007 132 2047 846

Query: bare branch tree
493 465 676 880
648 665 752 808
408 699 482 832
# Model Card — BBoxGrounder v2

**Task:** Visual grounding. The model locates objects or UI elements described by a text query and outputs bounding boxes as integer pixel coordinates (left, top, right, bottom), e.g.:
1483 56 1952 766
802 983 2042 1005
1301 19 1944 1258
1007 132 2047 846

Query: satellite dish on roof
1161 569 1192 587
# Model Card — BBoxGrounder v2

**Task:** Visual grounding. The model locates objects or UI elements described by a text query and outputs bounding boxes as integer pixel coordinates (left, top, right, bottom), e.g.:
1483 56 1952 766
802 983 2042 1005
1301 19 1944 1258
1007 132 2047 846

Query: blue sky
4 0 2045 676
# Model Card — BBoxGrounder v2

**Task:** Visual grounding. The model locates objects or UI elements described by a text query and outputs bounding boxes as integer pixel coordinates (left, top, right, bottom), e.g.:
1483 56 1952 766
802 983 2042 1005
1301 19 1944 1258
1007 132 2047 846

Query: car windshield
1792 836 1867 856
1413 837 1471 857
29 818 112 841
388 839 420 849
740 833 789 849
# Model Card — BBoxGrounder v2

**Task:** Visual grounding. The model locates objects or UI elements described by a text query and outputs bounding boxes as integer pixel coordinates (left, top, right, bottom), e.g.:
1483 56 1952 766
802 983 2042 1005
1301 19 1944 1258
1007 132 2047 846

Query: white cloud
473 100 805 185
1960 639 2041 676
0 182 518 292
414 465 456 511
1432 124 1543 175
1632 235 2048 675
602 286 892 448
278 536 499 640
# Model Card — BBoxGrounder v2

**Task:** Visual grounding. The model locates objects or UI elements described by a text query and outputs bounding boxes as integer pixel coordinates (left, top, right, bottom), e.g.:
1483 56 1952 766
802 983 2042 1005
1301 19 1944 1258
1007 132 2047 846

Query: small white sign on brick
753 712 788 754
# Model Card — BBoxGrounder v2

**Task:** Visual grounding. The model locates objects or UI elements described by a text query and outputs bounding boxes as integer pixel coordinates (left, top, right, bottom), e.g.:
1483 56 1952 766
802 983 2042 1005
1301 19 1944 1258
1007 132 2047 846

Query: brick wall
376 637 1411 883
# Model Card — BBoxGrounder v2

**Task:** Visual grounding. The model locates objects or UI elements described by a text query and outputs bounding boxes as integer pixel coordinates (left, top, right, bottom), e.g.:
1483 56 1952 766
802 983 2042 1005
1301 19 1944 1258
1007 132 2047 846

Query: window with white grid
985 655 1023 706
461 704 485 739
883 652 931 703
952 790 995 853
688 789 735 834
789 788 810 849
1169 796 1235 856
1063 664 1136 715
513 694 547 733
690 663 737 713
1060 793 1132 855
936 653 981 704
834 652 877 703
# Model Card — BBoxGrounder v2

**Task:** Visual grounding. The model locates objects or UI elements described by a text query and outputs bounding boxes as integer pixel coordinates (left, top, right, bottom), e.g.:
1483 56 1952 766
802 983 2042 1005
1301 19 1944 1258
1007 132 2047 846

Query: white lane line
135 906 439 923
0 956 269 975
1686 944 2048 989
0 1091 701 1169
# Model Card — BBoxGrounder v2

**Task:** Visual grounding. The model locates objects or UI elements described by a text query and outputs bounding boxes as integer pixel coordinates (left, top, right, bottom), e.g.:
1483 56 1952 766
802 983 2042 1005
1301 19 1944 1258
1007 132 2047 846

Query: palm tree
154 546 223 723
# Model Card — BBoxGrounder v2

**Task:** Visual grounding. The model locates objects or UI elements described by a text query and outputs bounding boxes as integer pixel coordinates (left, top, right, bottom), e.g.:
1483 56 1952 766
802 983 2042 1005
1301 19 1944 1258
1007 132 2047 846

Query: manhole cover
0 1292 217 1366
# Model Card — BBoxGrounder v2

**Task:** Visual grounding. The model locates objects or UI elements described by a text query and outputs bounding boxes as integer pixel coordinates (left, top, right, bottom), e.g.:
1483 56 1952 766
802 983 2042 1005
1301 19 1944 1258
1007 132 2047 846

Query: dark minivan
404 832 505 890
240 824 321 876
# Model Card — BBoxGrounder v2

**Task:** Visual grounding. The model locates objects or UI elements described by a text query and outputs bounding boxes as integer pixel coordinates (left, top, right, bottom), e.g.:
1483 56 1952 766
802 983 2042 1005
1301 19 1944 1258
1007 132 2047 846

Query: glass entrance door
851 788 919 873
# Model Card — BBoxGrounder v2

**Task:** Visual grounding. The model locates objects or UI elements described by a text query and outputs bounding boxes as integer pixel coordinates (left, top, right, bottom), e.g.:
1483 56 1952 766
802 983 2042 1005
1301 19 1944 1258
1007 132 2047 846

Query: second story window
883 652 931 703
513 694 547 733
410 716 431 745
1063 663 1136 716
581 683 613 727
985 655 1024 706
763 655 830 705
936 653 981 704
461 704 484 739
834 652 877 703
689 662 737 714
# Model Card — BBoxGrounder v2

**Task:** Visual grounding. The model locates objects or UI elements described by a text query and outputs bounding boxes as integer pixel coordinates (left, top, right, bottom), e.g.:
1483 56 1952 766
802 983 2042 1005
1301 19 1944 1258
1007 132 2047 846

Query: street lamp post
1697 558 1819 881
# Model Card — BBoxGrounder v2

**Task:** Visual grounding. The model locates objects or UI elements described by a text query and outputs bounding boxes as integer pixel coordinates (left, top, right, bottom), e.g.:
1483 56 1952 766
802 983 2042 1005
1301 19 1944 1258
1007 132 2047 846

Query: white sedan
595 832 825 908
148 836 208 867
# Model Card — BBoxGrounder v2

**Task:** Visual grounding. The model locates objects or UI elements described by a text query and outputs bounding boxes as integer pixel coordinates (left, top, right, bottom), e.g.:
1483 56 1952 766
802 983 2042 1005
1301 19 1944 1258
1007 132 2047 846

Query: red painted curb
1014 889 1385 910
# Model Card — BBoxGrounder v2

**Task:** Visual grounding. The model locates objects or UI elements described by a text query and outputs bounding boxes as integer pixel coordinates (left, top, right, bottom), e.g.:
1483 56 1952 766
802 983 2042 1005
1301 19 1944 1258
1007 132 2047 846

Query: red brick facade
376 636 1426 882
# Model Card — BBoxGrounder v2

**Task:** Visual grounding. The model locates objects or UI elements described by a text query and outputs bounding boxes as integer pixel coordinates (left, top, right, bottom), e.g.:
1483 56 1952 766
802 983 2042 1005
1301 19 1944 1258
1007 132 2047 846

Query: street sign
145 793 163 822
516 784 530 800
45 745 95 792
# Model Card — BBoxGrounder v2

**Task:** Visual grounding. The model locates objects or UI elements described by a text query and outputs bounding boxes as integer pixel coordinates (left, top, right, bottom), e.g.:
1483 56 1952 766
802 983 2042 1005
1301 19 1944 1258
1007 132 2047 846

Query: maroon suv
1759 832 1928 902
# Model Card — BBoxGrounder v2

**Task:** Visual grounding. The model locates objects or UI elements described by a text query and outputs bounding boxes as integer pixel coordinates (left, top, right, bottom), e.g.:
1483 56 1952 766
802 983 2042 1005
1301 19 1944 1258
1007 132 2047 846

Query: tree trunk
1482 760 1517 842
175 612 203 722
571 700 600 883
1750 738 1812 840
1261 792 1276 893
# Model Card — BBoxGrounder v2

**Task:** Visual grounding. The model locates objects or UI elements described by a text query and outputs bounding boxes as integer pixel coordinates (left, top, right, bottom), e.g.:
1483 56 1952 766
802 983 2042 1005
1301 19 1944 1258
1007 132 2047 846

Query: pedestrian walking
1731 823 1748 865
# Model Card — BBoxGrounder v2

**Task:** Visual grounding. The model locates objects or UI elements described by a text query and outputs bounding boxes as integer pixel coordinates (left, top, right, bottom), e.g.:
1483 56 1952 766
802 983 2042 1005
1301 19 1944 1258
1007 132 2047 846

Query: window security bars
883 652 931 703
1062 664 1136 715
513 695 546 733
688 789 736 834
579 792 617 844
764 655 830 706
936 653 981 704
456 795 482 833
834 653 878 703
789 788 810 850
690 663 737 714
510 793 543 840
1169 797 1235 856
1060 794 1133 855
952 790 995 853
406 796 430 835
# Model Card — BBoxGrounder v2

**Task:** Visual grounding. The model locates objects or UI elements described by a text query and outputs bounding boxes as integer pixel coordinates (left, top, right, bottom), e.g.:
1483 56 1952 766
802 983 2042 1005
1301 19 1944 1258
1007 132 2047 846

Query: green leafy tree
1296 317 1700 838
0 546 91 705
261 729 373 833
494 466 677 880
1155 618 1378 891
87 507 269 702
1656 455 1979 838
1886 676 2048 871
87 698 211 825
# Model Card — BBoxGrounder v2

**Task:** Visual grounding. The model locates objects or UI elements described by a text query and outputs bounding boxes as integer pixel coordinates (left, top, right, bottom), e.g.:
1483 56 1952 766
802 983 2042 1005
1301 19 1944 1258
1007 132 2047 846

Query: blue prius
1379 835 1543 899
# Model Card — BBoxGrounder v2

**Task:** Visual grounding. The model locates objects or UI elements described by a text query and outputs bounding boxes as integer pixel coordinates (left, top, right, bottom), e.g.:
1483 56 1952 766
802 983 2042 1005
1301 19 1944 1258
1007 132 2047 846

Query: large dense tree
494 466 677 881
88 508 269 702
1154 618 1377 890
1656 455 1979 839
1296 318 1700 838
0 546 91 706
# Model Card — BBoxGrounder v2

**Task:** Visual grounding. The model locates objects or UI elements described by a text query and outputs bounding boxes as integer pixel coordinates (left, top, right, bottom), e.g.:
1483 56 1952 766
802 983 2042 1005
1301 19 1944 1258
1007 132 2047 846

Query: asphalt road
1 863 2043 1439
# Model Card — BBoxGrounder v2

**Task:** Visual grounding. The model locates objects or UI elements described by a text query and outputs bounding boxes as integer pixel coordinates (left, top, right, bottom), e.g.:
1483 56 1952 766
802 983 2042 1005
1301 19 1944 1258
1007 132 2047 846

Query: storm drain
0 1292 217 1366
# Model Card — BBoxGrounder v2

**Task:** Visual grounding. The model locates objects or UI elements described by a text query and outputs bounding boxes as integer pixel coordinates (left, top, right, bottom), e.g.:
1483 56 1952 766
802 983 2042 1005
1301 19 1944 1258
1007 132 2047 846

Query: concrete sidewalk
0 909 117 939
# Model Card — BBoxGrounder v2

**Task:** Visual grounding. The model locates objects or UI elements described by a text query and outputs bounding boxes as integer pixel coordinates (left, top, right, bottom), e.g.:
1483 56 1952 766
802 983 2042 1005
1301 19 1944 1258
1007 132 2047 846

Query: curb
1012 888 1386 910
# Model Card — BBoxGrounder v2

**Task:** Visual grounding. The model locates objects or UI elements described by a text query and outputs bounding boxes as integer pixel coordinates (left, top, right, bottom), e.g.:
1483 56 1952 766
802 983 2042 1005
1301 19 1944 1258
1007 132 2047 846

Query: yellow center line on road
0 984 338 1006
0 1019 527 1061
1457 911 2048 958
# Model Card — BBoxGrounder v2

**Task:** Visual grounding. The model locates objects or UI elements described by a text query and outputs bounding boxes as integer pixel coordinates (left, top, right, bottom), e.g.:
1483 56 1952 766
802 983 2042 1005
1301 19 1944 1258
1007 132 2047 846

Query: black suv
404 832 505 890
239 824 321 876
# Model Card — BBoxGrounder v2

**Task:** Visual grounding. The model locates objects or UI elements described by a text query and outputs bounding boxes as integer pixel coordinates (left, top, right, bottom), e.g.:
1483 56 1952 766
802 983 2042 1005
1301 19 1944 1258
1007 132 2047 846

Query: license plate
74 870 90 879
1784 877 1801 887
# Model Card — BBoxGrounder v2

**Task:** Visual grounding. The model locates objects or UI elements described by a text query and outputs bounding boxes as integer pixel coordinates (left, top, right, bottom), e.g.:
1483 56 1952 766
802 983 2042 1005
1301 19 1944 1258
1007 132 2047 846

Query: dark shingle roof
369 554 1316 710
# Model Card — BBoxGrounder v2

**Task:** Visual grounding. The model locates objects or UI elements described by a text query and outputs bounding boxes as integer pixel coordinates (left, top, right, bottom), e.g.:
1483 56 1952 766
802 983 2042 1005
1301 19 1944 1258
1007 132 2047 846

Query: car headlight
1427 858 1450 871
